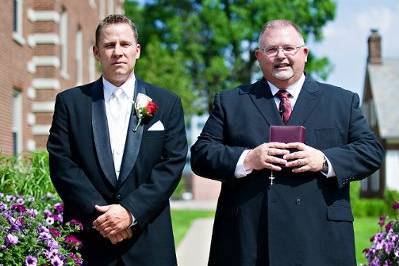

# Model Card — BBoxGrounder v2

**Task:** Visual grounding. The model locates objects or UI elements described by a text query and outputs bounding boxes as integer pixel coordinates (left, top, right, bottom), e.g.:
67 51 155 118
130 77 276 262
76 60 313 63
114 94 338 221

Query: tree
125 0 336 113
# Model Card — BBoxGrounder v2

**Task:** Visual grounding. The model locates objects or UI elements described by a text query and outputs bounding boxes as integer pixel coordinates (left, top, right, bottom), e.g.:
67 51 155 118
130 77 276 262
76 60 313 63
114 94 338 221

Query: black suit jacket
191 77 384 266
47 78 187 266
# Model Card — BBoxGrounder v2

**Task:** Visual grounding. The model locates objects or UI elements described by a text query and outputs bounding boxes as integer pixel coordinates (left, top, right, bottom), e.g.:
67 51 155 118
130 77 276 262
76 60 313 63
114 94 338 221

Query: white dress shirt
235 74 336 178
103 74 136 178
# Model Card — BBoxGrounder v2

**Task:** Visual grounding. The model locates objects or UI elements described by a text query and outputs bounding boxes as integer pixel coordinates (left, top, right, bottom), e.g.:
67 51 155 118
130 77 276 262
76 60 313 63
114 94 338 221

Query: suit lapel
287 76 322 125
117 79 146 185
91 78 118 187
247 79 283 126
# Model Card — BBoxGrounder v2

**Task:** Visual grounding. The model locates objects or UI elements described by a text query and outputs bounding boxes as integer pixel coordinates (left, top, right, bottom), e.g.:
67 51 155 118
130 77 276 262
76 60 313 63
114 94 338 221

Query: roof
368 57 399 138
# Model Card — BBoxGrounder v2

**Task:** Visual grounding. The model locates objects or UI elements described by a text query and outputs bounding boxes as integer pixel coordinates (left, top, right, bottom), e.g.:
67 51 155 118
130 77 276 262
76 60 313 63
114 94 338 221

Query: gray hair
258 20 304 46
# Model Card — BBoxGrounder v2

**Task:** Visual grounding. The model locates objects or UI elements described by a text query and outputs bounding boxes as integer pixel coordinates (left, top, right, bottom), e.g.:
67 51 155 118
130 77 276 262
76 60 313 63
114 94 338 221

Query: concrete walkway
176 218 214 266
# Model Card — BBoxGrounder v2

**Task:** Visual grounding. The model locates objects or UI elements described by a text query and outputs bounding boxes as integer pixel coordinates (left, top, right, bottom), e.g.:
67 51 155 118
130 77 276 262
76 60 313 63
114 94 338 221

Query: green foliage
350 181 399 217
354 216 379 265
0 151 57 200
125 0 336 113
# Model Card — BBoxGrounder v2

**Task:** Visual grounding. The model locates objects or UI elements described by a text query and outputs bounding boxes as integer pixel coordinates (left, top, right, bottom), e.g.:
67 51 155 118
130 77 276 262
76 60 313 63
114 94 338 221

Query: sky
308 0 399 98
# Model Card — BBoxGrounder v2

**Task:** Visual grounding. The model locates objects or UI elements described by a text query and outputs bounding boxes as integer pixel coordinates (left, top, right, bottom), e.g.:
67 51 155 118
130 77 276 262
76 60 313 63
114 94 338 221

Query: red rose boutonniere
134 93 158 132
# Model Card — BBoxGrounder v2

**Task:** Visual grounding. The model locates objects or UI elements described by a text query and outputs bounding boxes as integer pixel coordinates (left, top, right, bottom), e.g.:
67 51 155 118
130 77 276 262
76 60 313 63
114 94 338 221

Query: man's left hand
93 204 132 239
283 143 324 173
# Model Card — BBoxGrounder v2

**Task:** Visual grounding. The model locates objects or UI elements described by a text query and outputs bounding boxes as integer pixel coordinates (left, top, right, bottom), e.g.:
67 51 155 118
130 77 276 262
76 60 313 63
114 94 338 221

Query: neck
104 73 133 87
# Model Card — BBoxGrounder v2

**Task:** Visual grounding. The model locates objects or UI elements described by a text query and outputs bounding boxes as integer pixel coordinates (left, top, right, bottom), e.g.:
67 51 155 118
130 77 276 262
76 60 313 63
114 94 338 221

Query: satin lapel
287 77 322 126
118 79 145 185
248 79 283 126
91 78 117 187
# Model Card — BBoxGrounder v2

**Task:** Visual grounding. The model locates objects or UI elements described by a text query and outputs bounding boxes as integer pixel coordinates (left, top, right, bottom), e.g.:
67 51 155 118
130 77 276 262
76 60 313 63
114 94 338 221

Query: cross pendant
269 170 275 186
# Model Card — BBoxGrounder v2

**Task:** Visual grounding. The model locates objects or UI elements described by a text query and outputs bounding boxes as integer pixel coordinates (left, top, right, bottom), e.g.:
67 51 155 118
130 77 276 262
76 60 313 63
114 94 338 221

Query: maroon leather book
269 125 306 143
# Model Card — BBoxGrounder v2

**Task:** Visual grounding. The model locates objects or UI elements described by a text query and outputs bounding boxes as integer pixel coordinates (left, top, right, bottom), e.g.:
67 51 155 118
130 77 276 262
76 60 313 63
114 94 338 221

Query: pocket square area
148 120 164 131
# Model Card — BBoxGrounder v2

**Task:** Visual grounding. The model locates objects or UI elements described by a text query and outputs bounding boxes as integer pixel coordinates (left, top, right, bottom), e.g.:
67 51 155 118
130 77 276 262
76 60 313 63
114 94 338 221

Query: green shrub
0 151 57 200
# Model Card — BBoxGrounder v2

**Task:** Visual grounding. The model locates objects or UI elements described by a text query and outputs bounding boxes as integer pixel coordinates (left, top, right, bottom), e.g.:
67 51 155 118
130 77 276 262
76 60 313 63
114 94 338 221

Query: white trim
27 87 36 99
32 79 60 90
27 56 60 73
27 113 36 126
88 0 97 9
27 61 36 73
60 10 68 75
26 139 36 151
13 32 26 45
32 125 51 135
27 9 60 22
32 56 60 67
28 34 60 47
32 102 55 112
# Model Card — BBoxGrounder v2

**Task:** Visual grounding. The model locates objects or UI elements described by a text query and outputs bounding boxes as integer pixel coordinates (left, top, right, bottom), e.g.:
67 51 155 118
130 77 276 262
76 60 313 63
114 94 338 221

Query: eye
265 47 278 54
283 46 295 52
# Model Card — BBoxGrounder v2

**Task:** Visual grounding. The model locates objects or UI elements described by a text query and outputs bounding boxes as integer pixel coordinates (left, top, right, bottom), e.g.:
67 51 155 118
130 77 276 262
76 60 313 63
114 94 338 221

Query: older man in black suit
47 15 187 265
191 20 384 266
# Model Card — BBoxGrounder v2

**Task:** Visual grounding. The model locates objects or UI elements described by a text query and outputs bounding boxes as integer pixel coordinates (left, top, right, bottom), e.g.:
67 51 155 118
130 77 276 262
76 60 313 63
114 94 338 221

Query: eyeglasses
259 45 304 57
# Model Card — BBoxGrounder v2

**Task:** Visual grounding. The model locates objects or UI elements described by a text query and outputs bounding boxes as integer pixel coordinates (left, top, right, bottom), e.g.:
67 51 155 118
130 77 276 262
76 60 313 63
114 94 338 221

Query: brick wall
0 0 123 155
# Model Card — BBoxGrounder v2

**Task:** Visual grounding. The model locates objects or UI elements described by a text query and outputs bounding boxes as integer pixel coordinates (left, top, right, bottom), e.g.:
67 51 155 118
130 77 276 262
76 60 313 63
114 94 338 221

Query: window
60 8 68 77
12 0 25 45
12 90 23 156
360 169 383 198
107 0 114 15
99 0 105 19
75 28 83 85
89 44 96 82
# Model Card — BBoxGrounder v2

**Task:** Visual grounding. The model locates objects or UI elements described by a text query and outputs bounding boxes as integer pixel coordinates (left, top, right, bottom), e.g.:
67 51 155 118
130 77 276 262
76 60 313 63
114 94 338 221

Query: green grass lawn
171 209 215 246
354 216 379 265
171 210 379 265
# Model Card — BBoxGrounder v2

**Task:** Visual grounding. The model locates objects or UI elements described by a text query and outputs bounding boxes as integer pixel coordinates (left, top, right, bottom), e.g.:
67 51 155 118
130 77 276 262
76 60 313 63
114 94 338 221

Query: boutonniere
133 93 158 132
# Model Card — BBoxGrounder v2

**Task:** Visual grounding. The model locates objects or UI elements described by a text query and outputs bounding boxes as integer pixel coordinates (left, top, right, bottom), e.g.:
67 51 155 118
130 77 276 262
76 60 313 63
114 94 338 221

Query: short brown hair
95 14 138 46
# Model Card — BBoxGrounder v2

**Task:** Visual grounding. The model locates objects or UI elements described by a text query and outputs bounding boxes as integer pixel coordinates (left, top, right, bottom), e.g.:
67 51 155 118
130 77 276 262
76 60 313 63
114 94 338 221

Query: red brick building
0 0 123 155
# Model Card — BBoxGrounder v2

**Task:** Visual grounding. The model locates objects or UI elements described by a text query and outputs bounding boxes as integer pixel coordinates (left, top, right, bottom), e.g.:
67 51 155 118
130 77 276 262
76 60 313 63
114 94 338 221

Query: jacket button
116 194 121 201
296 199 301 205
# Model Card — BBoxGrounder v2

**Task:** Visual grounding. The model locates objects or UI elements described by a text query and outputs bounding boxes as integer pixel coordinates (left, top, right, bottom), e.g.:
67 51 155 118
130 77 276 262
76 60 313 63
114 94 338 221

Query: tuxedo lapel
91 78 118 187
117 79 146 185
287 77 322 126
247 79 283 126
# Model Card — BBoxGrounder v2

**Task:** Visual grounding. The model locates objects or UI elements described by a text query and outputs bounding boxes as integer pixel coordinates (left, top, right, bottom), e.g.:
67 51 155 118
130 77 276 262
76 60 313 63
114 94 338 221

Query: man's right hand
108 228 133 244
244 142 290 171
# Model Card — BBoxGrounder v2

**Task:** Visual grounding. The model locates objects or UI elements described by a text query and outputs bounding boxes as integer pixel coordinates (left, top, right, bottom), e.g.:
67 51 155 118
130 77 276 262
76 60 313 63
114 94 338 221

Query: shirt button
296 199 301 205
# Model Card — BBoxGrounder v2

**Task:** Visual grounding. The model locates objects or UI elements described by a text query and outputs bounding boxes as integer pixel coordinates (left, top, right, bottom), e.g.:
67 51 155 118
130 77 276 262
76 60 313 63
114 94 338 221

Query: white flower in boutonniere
133 93 158 132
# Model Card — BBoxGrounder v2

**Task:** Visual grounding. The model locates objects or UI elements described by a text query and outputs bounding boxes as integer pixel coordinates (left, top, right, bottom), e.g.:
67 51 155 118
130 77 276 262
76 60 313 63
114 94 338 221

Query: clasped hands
244 142 325 173
93 204 133 244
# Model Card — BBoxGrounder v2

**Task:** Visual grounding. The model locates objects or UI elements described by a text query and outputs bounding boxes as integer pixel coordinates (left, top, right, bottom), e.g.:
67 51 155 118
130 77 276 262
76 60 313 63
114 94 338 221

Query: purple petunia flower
25 255 37 266
65 235 82 248
50 255 64 266
69 253 83 265
46 217 55 225
379 215 386 227
70 219 84 231
5 233 19 246
53 203 63 213
49 228 61 238
392 201 399 210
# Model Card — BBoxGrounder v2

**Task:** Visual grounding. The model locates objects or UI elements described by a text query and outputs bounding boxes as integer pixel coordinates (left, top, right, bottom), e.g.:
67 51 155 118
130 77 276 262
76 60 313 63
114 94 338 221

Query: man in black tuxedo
47 15 187 265
191 20 384 266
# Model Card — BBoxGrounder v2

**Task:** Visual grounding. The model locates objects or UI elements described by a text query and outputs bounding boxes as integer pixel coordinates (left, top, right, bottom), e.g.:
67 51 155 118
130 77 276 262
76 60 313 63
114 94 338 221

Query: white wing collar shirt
103 74 136 178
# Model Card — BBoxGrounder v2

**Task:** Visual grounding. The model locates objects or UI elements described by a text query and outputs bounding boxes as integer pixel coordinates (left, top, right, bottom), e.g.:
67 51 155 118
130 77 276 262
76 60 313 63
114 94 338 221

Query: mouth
112 62 126 66
273 62 291 70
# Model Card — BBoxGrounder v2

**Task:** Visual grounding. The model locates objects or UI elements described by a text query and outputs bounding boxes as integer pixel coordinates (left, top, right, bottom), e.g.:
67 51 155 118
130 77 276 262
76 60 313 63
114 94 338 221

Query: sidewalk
176 218 214 266
172 200 216 266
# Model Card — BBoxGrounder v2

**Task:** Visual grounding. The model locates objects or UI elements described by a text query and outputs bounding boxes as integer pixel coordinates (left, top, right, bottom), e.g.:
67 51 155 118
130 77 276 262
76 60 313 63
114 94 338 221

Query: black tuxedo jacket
191 77 384 266
47 78 187 266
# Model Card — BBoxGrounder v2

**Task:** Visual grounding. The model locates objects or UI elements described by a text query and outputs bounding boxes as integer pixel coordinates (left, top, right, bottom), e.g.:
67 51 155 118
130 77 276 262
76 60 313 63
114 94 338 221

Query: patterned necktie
276 90 292 124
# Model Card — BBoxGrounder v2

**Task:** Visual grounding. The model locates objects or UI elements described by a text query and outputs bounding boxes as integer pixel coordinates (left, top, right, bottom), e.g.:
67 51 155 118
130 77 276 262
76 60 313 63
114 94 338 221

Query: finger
264 162 282 171
286 158 306 168
267 147 290 156
95 205 111 213
291 165 309 173
283 150 306 160
285 142 305 150
268 142 289 149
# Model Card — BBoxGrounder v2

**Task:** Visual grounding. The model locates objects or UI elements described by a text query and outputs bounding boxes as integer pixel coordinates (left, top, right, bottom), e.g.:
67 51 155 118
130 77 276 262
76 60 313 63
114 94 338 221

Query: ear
303 46 309 63
255 49 262 61
135 43 141 59
93 45 100 60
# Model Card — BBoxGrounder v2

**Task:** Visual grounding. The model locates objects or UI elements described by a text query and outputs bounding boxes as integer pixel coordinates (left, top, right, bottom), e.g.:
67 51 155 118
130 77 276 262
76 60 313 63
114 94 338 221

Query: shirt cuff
129 213 137 227
234 149 253 178
321 156 336 178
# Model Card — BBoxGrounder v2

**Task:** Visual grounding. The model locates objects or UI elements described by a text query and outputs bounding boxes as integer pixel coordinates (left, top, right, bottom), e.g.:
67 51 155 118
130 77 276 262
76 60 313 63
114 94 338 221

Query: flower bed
0 193 82 266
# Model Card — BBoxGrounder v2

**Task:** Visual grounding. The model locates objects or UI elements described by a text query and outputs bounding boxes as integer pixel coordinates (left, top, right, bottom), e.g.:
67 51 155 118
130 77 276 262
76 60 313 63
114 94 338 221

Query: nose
113 43 123 56
276 47 286 58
